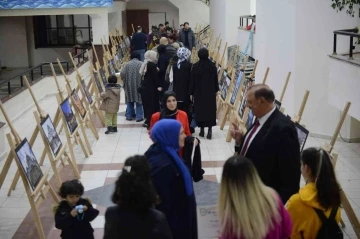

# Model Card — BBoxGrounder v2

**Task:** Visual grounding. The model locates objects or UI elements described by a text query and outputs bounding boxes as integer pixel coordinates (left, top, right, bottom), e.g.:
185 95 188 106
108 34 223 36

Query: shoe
126 118 133 121
142 123 148 128
136 118 144 122
199 128 205 137
206 128 212 140
105 126 113 134
112 127 118 133
190 127 195 134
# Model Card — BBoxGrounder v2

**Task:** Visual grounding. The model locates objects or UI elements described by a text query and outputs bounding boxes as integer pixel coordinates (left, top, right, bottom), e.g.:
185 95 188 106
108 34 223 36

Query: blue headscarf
151 119 193 196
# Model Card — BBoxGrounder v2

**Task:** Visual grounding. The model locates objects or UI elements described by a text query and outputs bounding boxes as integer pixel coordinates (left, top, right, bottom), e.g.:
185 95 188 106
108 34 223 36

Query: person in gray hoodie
179 22 196 51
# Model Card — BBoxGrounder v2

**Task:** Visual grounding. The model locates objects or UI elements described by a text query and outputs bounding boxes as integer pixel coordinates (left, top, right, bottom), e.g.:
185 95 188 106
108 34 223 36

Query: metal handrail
333 28 359 60
0 47 90 96
240 15 255 28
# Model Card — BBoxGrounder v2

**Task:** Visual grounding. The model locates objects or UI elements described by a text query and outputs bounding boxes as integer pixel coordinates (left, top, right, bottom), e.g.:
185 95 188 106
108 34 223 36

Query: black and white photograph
219 70 227 90
93 71 104 93
15 138 43 191
115 53 122 69
99 68 108 87
217 65 222 78
295 123 309 152
230 70 244 105
220 75 231 101
108 60 116 76
60 98 78 134
40 115 62 157
81 79 94 105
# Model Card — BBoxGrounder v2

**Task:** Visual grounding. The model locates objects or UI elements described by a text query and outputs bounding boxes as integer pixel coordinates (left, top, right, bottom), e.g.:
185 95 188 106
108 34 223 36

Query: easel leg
29 199 46 239
8 170 20 196
79 123 93 155
0 153 13 188
220 107 230 130
95 108 106 126
46 181 60 203
88 118 99 140
76 133 89 158
65 151 81 179
66 136 78 172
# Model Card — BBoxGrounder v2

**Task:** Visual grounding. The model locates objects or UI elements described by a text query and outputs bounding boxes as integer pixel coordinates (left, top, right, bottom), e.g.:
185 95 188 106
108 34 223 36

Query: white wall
126 1 179 29
252 0 359 138
0 17 29 68
24 17 72 66
169 0 209 26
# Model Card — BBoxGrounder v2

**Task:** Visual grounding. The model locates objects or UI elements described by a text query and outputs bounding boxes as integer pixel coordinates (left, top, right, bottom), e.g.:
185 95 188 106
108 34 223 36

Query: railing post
40 65 43 76
67 62 69 72
31 70 34 82
7 82 11 95
349 36 354 60
20 76 23 87
333 33 337 55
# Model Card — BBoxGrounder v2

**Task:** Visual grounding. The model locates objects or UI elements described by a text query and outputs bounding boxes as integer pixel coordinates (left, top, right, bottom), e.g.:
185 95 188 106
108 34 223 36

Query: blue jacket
145 144 198 239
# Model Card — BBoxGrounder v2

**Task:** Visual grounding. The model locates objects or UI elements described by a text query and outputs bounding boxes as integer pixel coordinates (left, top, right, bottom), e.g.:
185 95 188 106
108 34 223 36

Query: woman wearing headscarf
189 48 219 140
145 119 198 239
139 50 162 129
157 45 170 97
170 47 192 119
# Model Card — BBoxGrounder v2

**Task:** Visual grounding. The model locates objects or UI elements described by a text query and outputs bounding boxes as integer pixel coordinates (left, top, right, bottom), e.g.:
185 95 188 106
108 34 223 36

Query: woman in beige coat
100 75 121 134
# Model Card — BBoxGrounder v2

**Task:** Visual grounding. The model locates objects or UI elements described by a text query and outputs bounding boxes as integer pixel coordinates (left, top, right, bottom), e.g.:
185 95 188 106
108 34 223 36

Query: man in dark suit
231 84 300 204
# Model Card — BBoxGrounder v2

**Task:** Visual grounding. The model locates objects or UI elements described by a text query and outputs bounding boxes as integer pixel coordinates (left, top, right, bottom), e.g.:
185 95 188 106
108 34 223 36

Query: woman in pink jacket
218 156 293 239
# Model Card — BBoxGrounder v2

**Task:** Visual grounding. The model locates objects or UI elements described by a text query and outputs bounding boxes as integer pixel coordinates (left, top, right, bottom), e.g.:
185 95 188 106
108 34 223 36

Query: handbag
168 82 173 91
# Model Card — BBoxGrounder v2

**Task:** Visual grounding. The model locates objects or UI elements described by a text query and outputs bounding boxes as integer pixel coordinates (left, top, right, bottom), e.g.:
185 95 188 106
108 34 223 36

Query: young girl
218 156 292 239
103 155 173 239
100 75 121 134
286 147 341 238
54 180 99 239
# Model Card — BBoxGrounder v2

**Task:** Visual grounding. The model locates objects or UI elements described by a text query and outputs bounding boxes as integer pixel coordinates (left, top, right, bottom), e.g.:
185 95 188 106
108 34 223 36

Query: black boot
199 127 205 137
112 127 118 133
105 126 113 134
206 127 212 140
190 127 195 134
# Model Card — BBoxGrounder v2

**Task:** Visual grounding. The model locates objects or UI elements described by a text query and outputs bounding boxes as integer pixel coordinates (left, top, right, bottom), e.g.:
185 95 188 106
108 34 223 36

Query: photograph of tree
93 71 104 93
60 98 78 134
220 75 231 101
40 115 62 156
15 138 43 191
99 68 108 87
70 89 87 119
81 79 94 105
230 70 244 106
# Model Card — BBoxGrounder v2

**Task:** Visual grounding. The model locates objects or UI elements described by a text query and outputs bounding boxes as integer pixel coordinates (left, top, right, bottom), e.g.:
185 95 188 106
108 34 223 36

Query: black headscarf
160 91 178 119
158 44 167 56
198 48 209 60
194 48 211 74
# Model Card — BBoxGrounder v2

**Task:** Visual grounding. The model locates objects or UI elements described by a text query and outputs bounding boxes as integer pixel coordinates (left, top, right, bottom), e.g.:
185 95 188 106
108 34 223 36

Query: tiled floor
0 92 360 238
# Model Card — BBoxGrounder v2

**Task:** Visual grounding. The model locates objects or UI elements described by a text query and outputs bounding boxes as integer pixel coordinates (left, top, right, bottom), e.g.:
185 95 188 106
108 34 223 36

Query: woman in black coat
103 155 173 239
139 50 162 128
145 119 198 239
189 48 219 139
158 45 170 98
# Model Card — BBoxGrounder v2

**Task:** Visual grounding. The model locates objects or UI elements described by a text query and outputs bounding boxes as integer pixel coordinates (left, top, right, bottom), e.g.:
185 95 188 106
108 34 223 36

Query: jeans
126 102 144 120
133 49 146 61
105 113 117 127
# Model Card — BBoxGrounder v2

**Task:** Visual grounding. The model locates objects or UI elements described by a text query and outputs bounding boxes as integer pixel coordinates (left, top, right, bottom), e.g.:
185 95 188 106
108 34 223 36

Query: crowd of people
53 21 344 239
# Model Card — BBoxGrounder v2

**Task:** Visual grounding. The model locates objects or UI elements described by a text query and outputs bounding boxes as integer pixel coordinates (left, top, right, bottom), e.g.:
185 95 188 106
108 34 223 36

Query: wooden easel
6 133 60 239
262 67 270 84
277 72 291 113
321 102 360 238
56 93 92 159
292 90 310 124
67 52 105 128
22 76 80 186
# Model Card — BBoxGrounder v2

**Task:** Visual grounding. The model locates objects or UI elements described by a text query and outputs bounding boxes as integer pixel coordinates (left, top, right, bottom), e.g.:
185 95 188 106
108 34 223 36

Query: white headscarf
139 50 158 76
177 47 192 69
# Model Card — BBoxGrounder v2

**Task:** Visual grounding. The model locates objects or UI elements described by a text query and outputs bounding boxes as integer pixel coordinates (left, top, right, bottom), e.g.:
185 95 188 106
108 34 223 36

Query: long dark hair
112 155 158 212
301 147 341 209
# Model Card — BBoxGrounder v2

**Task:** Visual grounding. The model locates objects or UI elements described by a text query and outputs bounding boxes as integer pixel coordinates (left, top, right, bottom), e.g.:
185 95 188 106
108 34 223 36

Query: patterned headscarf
139 50 158 76
176 47 191 69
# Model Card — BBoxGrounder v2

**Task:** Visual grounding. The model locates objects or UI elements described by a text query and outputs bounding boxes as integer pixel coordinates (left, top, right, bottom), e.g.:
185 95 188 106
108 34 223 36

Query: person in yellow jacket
286 147 342 238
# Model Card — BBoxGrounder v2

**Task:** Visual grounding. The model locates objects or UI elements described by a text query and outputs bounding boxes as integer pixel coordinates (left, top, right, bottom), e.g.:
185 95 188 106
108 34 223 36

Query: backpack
314 207 343 239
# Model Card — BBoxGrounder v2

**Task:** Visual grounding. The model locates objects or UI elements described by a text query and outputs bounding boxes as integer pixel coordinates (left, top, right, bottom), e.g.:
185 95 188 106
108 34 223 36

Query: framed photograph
217 65 222 79
15 138 43 191
230 70 244 106
99 68 108 87
245 110 255 130
295 123 309 152
108 60 116 76
40 115 62 157
238 78 255 119
70 89 87 119
93 72 103 93
275 99 282 110
60 98 78 134
80 79 94 105
115 53 122 69
220 75 231 101
219 70 227 90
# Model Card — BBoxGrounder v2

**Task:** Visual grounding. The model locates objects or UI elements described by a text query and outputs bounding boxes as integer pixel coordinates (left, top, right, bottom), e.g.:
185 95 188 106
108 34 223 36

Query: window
33 15 92 48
